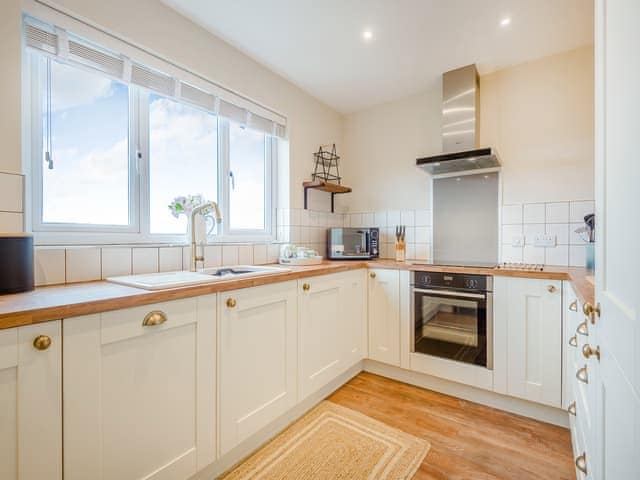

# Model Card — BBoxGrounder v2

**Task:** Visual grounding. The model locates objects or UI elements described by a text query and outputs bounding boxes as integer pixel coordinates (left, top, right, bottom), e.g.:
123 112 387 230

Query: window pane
229 123 266 230
149 94 218 234
42 60 129 225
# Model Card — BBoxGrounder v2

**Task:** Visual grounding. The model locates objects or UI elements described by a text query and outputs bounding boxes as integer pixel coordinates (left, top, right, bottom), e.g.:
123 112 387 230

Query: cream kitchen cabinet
0 322 62 480
493 276 563 408
63 296 216 480
299 270 366 399
218 281 298 456
367 268 400 366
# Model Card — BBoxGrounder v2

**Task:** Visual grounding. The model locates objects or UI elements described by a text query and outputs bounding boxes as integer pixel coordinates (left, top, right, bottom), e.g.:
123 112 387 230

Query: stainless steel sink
107 265 290 290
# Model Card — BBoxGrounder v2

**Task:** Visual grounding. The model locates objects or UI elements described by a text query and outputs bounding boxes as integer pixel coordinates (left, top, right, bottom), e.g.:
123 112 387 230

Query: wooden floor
327 372 575 480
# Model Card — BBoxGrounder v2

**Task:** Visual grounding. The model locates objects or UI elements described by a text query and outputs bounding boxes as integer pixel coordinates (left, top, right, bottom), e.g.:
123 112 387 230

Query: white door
219 281 298 455
341 270 367 367
299 274 344 399
63 296 216 480
593 1 640 478
0 322 62 480
368 269 400 366
494 277 562 408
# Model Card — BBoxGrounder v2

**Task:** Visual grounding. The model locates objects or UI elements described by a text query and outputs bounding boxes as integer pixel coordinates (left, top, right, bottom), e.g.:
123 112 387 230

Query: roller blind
23 16 287 137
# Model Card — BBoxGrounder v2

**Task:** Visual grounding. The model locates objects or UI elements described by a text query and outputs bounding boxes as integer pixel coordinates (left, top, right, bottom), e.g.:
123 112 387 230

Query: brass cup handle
142 310 167 327
569 335 578 347
582 344 601 361
583 302 601 324
569 300 578 312
302 283 310 291
369 272 376 279
567 401 577 416
575 452 587 474
33 335 52 351
576 366 589 384
576 321 589 336
226 298 237 308
547 285 557 293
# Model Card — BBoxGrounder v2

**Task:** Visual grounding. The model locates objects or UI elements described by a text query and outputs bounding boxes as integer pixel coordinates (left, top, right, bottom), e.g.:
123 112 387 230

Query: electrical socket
533 234 556 247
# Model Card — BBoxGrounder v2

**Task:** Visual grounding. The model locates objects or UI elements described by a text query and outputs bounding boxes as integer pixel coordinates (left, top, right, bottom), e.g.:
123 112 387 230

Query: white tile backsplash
545 202 569 224
502 245 523 263
523 224 544 245
569 245 586 267
159 247 183 272
362 212 374 227
502 205 523 225
374 211 387 228
203 245 222 267
268 244 280 263
414 209 431 227
66 247 101 283
523 245 545 264
101 247 132 278
238 245 253 264
501 224 523 244
570 201 595 223
414 226 430 244
132 248 159 274
545 245 569 266
222 245 239 266
253 244 268 265
546 223 569 245
570 223 590 244
523 203 545 224
400 210 415 226
387 210 401 226
34 248 66 286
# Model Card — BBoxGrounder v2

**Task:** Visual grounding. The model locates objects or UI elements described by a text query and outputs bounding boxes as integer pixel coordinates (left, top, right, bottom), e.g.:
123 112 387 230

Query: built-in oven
411 271 493 369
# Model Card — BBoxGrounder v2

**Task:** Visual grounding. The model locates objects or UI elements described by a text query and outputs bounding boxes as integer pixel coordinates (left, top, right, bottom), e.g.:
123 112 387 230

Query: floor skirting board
363 359 569 428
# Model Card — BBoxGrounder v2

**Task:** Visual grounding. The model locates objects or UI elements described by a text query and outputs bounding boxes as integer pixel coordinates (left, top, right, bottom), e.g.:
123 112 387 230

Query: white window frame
27 54 277 246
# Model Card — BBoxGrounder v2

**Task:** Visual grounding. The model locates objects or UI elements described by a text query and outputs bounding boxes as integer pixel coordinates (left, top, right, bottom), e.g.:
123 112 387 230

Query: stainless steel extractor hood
417 64 499 175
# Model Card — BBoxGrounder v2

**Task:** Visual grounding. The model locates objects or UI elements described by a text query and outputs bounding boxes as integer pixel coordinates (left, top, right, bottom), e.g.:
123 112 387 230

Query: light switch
533 234 556 247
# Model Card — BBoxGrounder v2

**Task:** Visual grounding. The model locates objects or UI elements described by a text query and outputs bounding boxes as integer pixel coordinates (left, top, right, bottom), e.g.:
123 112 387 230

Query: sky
43 58 267 235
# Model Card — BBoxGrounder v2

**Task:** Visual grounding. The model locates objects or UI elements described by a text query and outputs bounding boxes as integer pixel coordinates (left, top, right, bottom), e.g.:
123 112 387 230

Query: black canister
0 234 34 294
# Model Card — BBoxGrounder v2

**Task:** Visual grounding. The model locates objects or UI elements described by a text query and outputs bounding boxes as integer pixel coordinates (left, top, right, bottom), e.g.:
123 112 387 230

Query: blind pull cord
45 59 54 170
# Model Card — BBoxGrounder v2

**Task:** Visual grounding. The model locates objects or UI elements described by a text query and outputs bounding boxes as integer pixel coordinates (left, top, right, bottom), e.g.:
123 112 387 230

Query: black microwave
327 228 379 260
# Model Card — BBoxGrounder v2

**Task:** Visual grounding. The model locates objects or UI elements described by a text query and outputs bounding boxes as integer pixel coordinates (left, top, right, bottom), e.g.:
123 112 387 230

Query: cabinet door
299 274 344 399
219 281 298 455
63 296 216 480
496 277 562 407
341 270 367 368
0 322 62 480
368 269 400 366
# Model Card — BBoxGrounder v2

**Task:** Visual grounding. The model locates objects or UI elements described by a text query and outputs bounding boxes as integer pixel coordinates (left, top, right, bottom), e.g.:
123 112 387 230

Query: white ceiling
162 0 594 113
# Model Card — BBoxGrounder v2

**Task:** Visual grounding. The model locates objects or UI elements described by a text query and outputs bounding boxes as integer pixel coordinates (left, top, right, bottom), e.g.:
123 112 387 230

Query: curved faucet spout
190 201 222 272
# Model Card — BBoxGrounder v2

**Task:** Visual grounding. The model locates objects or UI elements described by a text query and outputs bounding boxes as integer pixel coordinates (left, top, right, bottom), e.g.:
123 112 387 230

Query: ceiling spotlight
362 29 373 41
500 17 511 27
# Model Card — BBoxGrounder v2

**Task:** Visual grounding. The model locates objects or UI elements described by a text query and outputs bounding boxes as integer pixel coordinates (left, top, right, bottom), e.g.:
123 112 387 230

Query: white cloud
51 61 114 112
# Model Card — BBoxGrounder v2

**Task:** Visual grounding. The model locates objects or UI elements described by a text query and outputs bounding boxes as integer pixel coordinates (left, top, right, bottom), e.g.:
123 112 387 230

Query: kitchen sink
107 265 290 290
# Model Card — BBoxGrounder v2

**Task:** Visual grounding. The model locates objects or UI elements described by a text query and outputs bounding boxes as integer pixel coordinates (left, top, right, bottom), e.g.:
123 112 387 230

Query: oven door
412 287 492 369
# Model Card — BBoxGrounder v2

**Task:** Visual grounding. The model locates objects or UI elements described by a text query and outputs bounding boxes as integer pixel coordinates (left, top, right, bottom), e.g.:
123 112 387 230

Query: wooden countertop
0 260 594 330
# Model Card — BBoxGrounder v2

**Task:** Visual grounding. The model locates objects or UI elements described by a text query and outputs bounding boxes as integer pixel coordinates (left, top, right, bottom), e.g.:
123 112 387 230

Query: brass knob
226 298 237 308
142 310 167 327
583 302 601 324
575 452 587 474
547 285 557 293
569 300 578 312
567 401 577 416
576 366 589 384
369 272 376 279
569 335 578 347
33 335 52 351
302 283 310 291
582 344 601 361
576 321 589 336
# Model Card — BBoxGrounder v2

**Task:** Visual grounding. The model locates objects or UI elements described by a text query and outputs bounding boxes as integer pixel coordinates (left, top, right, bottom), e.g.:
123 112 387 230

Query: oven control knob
465 279 478 289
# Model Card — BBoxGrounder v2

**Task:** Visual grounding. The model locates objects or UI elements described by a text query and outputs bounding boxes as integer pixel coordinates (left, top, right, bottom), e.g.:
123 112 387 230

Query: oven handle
412 288 486 299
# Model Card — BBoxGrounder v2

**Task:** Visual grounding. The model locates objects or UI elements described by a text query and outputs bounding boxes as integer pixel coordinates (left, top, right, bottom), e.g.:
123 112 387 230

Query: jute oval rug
220 401 430 479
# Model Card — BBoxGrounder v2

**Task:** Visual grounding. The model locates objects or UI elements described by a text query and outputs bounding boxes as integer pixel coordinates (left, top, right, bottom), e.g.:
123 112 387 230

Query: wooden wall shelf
303 181 352 213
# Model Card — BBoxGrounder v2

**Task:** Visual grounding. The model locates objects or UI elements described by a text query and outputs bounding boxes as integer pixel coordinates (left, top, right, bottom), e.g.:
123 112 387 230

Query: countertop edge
0 261 594 330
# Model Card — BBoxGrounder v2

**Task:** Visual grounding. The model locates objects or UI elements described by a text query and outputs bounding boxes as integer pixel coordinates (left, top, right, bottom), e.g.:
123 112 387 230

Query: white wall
342 46 594 212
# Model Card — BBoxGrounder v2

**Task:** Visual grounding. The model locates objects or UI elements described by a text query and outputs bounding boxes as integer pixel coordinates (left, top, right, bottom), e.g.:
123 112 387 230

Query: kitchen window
24 16 283 245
